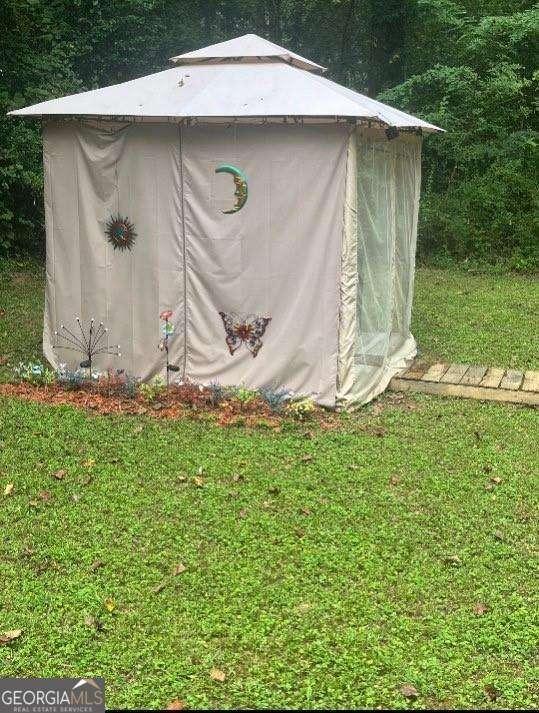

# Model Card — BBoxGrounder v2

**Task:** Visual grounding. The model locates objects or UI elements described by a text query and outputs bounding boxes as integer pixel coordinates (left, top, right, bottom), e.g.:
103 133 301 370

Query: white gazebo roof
9 34 441 132
169 33 326 73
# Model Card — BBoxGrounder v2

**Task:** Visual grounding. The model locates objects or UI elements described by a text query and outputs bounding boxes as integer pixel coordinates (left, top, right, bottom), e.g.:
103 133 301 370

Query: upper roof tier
169 34 326 73
9 34 441 132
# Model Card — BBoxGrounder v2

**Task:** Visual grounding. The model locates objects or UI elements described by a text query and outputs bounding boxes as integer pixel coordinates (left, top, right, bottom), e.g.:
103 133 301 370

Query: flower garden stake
159 310 180 386
53 317 121 379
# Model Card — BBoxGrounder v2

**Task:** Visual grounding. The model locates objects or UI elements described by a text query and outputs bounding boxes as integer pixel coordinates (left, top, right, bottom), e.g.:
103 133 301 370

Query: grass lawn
413 268 538 370
0 260 538 709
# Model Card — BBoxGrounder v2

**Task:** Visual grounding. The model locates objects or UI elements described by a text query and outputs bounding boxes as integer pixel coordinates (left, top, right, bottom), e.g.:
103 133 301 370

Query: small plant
259 384 290 413
13 360 55 386
207 381 225 407
122 374 139 399
285 396 316 420
56 366 87 391
95 369 139 398
231 385 257 405
172 380 205 408
139 376 166 403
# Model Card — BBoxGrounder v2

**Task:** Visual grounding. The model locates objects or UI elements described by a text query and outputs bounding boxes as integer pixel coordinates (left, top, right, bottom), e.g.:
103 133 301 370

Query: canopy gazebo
9 34 442 407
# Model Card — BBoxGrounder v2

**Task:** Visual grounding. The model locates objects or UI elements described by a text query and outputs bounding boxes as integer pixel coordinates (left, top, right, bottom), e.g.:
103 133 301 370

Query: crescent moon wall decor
215 164 248 214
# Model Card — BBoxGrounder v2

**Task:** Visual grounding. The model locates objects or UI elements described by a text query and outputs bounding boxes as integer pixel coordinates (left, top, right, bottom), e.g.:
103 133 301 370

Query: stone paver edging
390 361 539 406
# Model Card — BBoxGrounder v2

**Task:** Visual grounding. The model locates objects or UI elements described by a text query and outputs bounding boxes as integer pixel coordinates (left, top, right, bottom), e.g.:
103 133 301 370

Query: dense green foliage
1 1 537 267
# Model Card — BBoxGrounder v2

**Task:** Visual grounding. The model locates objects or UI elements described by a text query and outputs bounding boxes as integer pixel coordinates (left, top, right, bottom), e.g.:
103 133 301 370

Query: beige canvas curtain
43 120 349 405
43 120 184 380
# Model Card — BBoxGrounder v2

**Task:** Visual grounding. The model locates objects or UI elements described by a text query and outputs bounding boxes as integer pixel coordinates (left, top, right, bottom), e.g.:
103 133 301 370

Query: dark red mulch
0 381 340 430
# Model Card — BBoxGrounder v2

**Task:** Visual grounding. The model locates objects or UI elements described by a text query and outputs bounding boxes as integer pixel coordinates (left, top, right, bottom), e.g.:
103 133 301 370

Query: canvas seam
179 124 188 380
335 127 357 403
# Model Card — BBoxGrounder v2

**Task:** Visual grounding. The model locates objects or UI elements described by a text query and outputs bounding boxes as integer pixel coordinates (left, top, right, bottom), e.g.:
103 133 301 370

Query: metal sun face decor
218 311 271 358
105 214 137 251
215 164 248 214
53 317 121 378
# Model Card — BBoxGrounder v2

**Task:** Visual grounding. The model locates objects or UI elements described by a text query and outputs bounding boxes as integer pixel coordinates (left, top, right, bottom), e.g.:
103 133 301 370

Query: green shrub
230 386 257 405
13 360 55 385
139 376 166 403
285 397 316 420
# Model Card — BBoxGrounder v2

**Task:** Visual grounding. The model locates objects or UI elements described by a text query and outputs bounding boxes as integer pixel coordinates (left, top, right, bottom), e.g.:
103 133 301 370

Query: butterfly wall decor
218 311 271 358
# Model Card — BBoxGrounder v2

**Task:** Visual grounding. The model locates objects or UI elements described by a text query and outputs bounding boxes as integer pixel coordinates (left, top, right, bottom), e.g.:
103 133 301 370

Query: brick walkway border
390 361 539 406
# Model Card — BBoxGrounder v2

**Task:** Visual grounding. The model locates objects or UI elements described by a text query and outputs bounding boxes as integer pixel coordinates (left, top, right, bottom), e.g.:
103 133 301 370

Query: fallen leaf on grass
90 560 104 572
4 483 14 496
193 477 204 487
0 629 22 645
104 598 116 612
172 563 187 576
490 476 502 485
473 602 488 616
399 683 418 699
84 615 104 632
153 582 167 594
444 554 462 566
484 684 501 702
166 700 187 710
371 401 384 415
38 490 52 502
493 530 504 541
52 469 66 480
232 474 245 483
210 668 226 683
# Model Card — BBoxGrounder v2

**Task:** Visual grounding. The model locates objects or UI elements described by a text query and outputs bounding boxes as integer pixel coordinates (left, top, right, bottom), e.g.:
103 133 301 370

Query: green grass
0 397 537 709
413 268 538 369
0 260 537 709
0 258 44 380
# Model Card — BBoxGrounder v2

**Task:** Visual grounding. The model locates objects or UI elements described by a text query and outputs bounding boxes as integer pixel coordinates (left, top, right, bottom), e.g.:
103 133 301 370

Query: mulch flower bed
0 381 338 429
